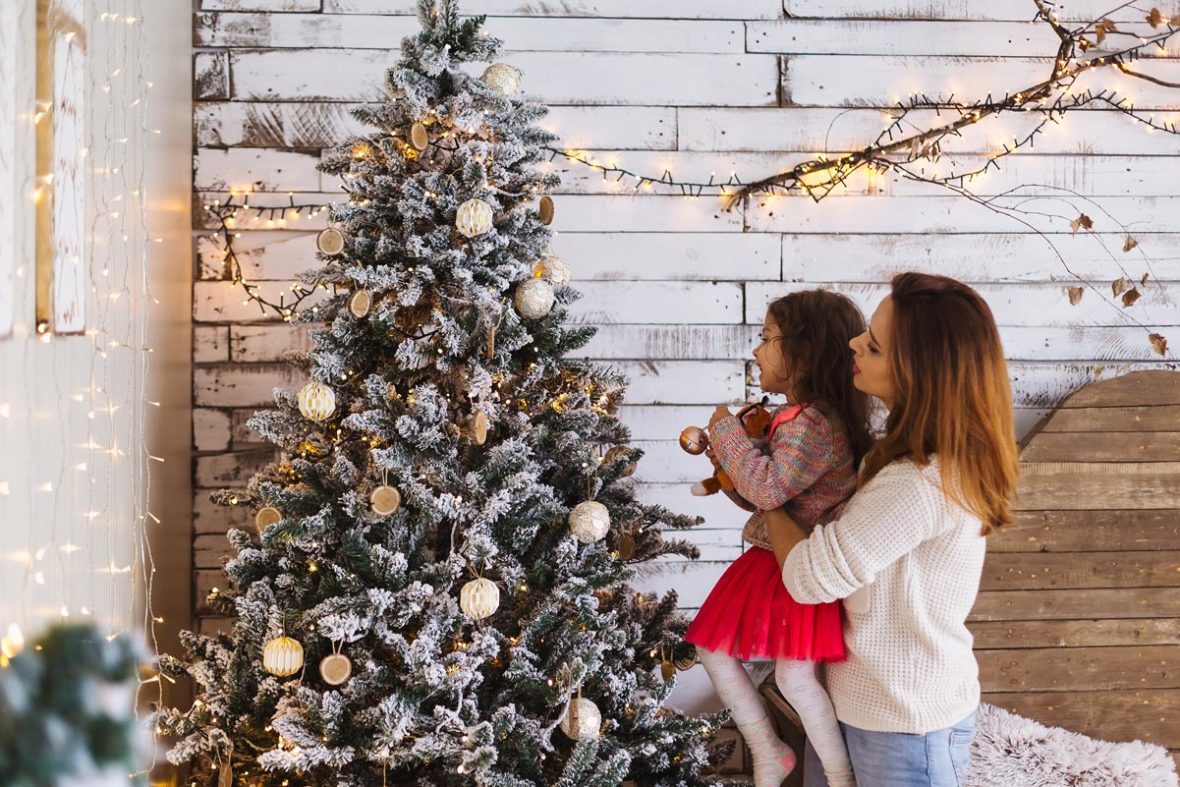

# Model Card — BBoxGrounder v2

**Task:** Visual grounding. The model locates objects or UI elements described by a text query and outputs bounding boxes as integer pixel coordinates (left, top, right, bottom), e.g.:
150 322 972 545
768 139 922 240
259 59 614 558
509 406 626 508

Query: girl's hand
708 405 732 428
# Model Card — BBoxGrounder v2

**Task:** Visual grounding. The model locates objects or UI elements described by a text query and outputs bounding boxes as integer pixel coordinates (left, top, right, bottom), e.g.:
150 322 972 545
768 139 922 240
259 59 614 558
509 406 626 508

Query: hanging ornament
460 577 500 620
481 63 522 97
348 289 372 318
371 484 402 516
603 445 637 478
263 635 304 677
254 506 282 535
533 254 571 288
469 409 490 446
456 198 494 238
538 195 555 226
615 529 636 561
569 500 611 544
675 647 699 672
560 693 602 741
319 640 352 686
514 278 555 320
297 381 336 422
679 426 708 455
317 227 345 256
661 646 676 682
410 122 429 151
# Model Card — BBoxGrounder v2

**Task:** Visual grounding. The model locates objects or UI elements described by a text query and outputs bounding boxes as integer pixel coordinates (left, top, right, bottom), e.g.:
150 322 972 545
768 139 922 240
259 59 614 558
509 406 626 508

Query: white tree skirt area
967 703 1177 787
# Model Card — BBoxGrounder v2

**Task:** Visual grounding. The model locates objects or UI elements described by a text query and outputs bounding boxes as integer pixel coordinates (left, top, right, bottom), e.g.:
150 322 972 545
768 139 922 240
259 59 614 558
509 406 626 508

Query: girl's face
753 314 794 396
849 296 897 408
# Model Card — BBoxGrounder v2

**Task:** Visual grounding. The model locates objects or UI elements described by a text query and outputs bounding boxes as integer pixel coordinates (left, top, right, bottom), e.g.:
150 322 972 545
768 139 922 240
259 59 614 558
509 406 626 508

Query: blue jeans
803 709 977 787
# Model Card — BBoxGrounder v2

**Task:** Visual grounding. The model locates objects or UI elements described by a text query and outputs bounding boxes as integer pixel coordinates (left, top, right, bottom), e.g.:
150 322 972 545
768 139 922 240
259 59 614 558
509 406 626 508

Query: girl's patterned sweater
708 403 858 550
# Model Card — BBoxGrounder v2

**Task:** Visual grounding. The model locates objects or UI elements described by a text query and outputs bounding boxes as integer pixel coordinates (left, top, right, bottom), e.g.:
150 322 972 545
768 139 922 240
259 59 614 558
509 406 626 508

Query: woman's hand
708 405 732 428
764 507 808 571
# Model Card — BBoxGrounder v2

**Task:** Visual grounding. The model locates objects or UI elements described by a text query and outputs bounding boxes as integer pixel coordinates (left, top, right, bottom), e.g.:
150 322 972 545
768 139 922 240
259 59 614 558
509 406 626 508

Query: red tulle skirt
685 546 846 662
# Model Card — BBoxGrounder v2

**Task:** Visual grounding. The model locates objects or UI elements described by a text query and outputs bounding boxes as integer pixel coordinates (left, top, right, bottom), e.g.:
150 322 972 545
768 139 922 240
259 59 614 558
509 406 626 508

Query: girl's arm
708 409 834 511
774 461 947 604
706 445 758 512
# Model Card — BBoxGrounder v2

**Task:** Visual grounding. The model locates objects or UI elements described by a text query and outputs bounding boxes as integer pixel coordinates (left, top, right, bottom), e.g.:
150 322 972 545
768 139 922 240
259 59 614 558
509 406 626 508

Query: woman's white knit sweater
782 456 987 733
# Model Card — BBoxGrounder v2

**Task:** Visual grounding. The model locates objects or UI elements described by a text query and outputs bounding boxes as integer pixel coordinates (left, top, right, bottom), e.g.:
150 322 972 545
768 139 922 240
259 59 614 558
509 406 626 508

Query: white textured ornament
297 381 336 422
568 500 611 544
514 278 555 320
456 198 494 238
460 577 500 620
560 696 603 740
317 227 345 256
370 485 401 516
319 653 352 686
533 255 572 287
262 636 304 677
481 63 522 97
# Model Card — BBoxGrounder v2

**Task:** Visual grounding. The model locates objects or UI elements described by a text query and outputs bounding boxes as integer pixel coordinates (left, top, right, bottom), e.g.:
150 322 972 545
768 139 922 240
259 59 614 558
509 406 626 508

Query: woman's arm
764 507 808 569
777 462 946 604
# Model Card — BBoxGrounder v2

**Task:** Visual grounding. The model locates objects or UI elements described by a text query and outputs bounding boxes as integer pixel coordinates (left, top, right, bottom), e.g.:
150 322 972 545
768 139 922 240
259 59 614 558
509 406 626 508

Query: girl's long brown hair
766 291 874 466
860 273 1019 534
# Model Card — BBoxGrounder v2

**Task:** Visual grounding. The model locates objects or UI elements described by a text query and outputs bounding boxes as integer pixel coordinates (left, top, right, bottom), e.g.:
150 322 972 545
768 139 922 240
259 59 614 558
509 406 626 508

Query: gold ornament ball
560 696 602 740
319 653 353 686
456 198 494 238
254 506 282 535
370 485 402 516
514 278 555 320
569 500 611 544
481 63 522 97
679 426 708 456
262 636 304 677
317 227 345 256
298 381 336 422
533 255 572 288
460 577 500 620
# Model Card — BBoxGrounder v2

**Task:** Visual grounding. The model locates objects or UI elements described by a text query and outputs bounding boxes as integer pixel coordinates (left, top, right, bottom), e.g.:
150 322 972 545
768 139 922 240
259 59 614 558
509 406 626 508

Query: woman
762 272 1019 787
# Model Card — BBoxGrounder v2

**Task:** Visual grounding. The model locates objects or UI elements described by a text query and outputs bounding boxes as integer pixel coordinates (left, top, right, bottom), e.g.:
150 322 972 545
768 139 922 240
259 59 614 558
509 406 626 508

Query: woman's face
850 296 897 407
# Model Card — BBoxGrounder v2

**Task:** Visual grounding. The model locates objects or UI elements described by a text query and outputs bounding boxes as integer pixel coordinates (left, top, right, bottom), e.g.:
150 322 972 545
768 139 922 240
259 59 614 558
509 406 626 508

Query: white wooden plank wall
192 2 1180 708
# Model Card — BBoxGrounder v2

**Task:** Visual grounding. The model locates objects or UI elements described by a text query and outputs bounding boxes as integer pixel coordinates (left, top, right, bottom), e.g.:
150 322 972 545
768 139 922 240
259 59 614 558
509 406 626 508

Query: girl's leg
775 660 855 787
698 648 797 787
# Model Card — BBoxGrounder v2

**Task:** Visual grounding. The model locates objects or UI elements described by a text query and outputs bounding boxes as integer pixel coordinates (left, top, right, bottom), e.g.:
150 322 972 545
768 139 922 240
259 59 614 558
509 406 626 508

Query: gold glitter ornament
481 63 522 97
568 500 610 544
514 278 555 320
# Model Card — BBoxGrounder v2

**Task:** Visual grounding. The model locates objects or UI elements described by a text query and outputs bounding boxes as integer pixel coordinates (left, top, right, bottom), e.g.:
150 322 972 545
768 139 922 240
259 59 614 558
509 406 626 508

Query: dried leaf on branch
1123 235 1139 252
1149 333 1169 356
1147 8 1164 28
1069 213 1093 233
1141 273 1151 286
1068 286 1085 305
1122 288 1142 307
1112 277 1130 297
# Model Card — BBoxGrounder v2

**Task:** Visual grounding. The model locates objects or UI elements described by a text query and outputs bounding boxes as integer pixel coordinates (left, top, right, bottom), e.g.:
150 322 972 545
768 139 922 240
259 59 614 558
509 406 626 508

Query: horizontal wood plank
971 588 1180 621
1062 371 1180 408
227 50 779 105
991 509 1180 553
980 645 1180 692
321 0 787 18
1042 405 1180 433
981 551 1180 591
1020 431 1180 462
970 618 1180 650
1017 461 1180 510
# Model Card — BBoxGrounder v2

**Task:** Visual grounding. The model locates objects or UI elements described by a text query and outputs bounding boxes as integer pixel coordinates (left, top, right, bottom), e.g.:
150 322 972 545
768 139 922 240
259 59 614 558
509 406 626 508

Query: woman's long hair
859 272 1019 534
766 291 874 466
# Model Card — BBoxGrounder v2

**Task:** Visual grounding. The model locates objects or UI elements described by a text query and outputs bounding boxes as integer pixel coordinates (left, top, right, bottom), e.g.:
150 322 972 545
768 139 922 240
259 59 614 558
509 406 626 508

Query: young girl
685 290 873 787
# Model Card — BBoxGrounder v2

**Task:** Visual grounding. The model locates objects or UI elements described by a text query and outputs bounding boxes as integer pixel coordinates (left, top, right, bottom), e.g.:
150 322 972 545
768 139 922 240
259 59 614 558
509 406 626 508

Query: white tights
699 648 855 787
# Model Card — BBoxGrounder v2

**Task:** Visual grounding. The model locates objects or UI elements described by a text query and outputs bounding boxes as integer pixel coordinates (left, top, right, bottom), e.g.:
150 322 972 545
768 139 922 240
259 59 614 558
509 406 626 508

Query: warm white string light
0 0 160 779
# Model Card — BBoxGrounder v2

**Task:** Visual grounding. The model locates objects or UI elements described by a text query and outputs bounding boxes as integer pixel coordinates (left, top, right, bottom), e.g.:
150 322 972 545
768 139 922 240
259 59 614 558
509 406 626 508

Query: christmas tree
158 3 725 784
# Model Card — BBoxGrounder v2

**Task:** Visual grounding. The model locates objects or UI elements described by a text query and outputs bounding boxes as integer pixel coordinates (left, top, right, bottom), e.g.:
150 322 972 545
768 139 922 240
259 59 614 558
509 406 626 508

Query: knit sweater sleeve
708 408 833 511
782 460 944 604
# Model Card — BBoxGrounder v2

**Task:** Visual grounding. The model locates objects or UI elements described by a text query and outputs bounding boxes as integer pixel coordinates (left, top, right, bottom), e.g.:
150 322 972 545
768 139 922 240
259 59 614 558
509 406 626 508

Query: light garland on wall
203 0 1175 355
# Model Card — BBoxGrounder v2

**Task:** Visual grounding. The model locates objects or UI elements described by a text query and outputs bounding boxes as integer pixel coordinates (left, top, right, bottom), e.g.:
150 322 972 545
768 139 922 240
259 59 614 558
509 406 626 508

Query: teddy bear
679 397 773 497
